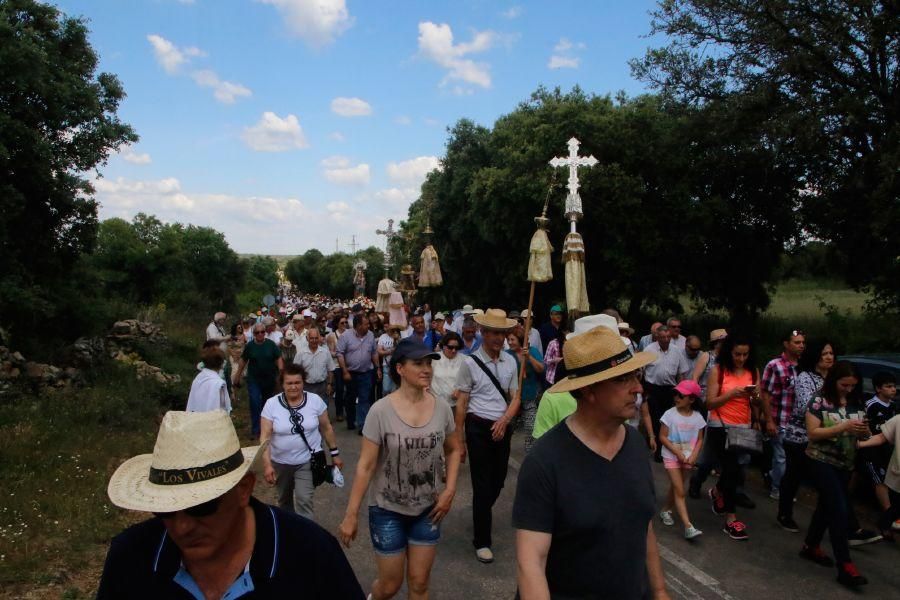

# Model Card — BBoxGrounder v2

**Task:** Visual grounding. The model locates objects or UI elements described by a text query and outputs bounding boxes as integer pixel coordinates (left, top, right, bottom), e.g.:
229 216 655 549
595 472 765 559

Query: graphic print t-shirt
362 396 455 516
660 407 707 462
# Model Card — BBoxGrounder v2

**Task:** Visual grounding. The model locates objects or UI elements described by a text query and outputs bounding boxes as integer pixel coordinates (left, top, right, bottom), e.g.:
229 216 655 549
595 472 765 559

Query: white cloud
324 162 370 186
374 187 419 208
548 37 585 70
394 115 412 126
320 155 350 168
330 97 373 117
191 70 252 104
548 55 579 69
501 6 522 19
329 131 346 142
417 22 496 89
121 150 152 165
93 175 405 254
147 34 204 74
386 156 441 186
242 112 309 152
258 0 352 48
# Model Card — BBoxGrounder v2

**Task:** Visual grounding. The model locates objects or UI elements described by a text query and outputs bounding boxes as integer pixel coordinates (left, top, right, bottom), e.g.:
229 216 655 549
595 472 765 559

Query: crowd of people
98 289 900 598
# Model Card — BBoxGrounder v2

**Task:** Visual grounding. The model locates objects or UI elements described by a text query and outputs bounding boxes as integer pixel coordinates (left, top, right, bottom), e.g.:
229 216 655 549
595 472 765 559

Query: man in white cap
513 327 670 600
206 312 229 353
97 411 363 598
454 308 520 564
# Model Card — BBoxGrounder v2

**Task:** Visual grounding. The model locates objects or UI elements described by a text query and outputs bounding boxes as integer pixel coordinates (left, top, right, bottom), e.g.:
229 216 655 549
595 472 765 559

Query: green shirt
241 339 281 384
532 391 577 439
805 398 863 471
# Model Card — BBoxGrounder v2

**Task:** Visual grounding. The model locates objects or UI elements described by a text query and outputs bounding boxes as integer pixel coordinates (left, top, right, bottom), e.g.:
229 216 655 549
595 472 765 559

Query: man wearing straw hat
97 410 363 599
454 308 520 564
513 326 670 600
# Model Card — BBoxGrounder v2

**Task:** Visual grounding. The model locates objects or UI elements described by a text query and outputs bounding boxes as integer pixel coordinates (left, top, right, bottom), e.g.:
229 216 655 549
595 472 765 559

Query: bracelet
330 448 340 456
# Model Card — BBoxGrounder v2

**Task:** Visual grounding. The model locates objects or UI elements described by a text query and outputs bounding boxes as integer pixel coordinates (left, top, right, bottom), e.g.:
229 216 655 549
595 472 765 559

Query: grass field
764 279 870 318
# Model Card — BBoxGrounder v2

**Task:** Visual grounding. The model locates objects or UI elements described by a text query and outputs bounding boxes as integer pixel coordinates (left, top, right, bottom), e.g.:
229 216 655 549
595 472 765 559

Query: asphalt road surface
255 421 900 599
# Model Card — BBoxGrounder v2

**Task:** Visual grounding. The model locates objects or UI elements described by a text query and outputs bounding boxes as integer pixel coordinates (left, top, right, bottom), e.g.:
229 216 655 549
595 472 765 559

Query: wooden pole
516 280 537 404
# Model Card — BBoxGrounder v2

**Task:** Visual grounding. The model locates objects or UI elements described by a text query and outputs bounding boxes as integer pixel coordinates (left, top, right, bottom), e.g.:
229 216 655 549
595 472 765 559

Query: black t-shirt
512 422 656 600
97 497 364 599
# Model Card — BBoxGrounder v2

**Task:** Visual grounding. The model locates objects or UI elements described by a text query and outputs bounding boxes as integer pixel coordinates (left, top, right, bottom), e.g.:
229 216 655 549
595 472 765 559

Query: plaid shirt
761 353 799 429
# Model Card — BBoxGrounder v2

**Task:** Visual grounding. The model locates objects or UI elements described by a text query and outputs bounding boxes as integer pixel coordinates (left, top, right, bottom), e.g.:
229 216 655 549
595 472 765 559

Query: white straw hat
107 411 265 513
567 314 619 340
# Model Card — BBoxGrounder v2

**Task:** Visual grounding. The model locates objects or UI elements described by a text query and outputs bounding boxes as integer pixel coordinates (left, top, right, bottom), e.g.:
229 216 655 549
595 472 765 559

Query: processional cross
376 218 401 274
549 137 597 232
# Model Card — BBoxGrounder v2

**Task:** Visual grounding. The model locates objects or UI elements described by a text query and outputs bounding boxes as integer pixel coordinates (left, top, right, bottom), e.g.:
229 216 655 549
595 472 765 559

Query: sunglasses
444 345 460 351
154 496 221 520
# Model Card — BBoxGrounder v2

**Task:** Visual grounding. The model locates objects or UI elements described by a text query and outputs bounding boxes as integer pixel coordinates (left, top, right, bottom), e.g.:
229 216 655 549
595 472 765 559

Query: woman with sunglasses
431 332 465 411
260 363 343 520
339 338 461 600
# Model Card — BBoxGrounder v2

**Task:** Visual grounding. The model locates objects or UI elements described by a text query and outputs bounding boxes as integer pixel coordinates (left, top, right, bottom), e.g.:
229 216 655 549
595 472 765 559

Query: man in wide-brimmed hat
97 411 363 599
513 326 671 600
454 308 520 564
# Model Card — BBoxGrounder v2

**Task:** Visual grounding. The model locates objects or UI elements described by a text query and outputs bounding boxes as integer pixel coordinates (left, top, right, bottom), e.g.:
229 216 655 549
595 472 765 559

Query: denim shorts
368 504 440 555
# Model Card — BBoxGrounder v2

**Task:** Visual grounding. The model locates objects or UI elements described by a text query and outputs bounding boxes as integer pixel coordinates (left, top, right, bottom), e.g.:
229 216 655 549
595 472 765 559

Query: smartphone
744 385 758 392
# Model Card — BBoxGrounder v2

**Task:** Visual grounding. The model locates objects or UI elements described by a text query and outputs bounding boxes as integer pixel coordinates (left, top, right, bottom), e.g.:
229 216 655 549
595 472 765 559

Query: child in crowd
659 380 707 539
858 412 900 540
863 372 899 533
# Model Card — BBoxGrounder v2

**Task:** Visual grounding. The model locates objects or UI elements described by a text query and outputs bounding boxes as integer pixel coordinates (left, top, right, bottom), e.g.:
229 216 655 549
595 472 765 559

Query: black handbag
279 393 333 486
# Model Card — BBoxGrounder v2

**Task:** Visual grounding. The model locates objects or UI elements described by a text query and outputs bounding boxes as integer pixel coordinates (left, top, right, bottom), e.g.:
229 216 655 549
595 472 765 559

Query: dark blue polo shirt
96 497 364 599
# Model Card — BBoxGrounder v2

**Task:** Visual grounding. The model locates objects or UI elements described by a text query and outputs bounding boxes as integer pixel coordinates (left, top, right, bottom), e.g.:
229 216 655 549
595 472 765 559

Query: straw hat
547 327 657 394
617 322 635 336
709 328 728 342
474 308 517 331
107 411 265 513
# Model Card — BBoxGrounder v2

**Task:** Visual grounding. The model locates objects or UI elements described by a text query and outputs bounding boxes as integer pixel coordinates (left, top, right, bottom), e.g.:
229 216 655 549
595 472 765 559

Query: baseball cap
674 380 702 398
550 304 563 314
389 338 441 370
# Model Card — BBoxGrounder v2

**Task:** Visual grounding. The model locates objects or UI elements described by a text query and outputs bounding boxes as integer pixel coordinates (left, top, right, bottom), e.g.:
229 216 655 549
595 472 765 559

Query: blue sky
56 0 663 254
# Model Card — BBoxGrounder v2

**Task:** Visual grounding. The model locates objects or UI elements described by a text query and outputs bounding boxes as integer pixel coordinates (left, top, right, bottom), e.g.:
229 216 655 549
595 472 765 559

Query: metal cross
549 137 597 227
375 218 401 270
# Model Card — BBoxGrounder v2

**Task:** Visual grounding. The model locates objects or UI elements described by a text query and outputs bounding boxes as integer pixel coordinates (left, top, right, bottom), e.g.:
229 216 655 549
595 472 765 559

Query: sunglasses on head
791 329 805 337
154 496 221 520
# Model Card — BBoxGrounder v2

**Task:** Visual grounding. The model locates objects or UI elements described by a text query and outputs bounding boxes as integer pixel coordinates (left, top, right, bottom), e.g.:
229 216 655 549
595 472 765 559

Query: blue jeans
347 370 374 430
368 505 440 555
805 461 854 564
769 429 787 490
246 379 275 438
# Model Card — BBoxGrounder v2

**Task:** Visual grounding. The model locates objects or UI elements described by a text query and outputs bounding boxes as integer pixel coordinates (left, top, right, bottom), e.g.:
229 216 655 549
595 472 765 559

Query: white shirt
528 327 542 354
206 322 228 352
455 346 519 421
670 335 686 350
186 369 229 413
267 330 283 345
291 328 310 353
261 393 327 465
643 342 691 386
294 345 336 384
431 352 464 406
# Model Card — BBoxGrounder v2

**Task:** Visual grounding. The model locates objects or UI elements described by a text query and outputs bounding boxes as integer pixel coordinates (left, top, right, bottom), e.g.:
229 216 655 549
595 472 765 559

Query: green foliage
0 0 137 347
632 0 900 310
417 87 796 320
285 246 384 299
88 213 245 314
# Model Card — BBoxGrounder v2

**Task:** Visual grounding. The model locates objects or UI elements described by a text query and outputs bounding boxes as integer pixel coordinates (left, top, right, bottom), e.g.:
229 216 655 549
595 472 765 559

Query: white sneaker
659 510 675 526
769 489 780 500
684 525 703 540
475 547 494 563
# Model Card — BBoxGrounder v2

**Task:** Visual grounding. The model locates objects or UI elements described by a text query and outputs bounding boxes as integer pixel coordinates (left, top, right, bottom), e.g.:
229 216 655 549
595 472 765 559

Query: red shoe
836 562 868 587
709 487 726 516
799 544 833 567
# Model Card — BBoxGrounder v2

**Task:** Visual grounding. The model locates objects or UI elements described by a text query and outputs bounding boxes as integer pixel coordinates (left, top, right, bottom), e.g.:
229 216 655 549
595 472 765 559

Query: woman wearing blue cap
339 338 462 600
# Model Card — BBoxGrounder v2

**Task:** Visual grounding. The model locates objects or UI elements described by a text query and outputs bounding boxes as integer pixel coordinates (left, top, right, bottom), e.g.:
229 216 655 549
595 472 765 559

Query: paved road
255 422 900 599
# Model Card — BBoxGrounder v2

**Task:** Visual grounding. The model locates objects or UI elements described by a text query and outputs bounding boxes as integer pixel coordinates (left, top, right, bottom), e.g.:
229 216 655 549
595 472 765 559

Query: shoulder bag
715 368 764 454
279 393 333 486
469 355 510 405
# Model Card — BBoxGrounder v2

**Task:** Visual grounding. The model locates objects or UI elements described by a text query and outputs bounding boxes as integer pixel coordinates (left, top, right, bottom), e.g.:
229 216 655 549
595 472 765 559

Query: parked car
841 354 900 397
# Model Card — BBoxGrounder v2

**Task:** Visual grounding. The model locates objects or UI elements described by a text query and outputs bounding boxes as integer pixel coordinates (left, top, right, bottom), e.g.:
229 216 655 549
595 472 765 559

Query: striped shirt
761 353 799 430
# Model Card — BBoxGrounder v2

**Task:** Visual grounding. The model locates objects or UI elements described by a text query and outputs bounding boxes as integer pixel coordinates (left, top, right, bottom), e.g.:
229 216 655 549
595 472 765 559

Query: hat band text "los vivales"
148 449 244 485
567 349 633 379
